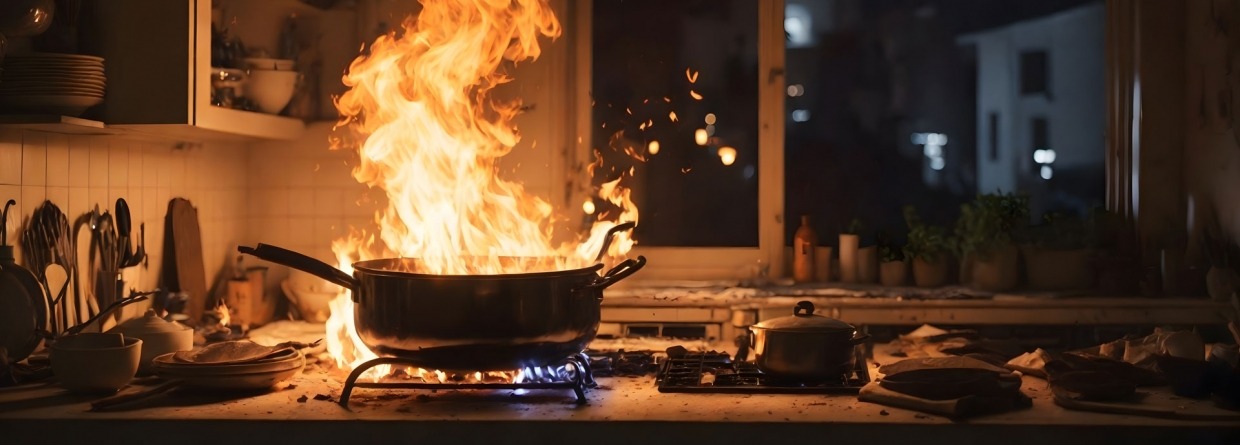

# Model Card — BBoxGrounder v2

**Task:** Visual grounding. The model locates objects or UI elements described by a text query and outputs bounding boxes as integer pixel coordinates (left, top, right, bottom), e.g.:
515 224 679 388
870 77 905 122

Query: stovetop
655 348 871 394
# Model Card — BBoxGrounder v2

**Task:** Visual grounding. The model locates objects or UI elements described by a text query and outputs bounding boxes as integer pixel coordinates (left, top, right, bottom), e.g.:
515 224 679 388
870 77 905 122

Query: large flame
325 0 637 375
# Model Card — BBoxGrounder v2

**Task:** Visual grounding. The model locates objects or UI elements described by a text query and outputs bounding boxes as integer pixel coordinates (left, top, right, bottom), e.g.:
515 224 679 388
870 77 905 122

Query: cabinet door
83 0 195 126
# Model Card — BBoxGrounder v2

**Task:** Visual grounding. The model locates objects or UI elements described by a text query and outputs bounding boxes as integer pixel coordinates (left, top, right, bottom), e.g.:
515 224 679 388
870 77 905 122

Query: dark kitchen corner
1 0 1239 444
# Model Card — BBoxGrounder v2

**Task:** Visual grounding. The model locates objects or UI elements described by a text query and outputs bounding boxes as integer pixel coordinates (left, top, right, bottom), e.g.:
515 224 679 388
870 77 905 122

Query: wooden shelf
0 111 305 142
111 106 307 142
0 115 119 136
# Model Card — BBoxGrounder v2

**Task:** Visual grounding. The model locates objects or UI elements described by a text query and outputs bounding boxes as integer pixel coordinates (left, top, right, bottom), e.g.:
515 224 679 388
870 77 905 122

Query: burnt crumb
313 394 332 401
396 406 413 413
808 402 827 406
880 410 890 416
297 395 308 403
377 393 407 401
286 384 297 390
914 414 931 419
415 394 432 402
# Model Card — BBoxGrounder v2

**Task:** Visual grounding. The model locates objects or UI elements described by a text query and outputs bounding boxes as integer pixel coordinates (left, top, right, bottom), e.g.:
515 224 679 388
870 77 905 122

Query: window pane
592 0 760 247
784 0 1106 243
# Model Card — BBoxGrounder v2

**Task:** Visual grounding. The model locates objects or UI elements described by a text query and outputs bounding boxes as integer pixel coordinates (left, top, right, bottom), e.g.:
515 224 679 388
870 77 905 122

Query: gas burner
655 347 871 394
338 353 596 408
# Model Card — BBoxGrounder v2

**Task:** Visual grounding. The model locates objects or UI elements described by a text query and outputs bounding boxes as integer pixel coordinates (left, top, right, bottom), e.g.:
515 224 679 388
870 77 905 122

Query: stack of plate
0 53 106 116
151 347 305 390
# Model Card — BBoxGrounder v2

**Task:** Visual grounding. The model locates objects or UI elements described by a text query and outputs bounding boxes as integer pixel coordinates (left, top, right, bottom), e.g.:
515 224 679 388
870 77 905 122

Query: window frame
564 0 1152 281
570 0 786 281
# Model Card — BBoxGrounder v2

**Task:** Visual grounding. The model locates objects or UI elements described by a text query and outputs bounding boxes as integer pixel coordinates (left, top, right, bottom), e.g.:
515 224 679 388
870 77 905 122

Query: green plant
877 230 904 262
1020 212 1098 250
955 192 1030 258
843 218 864 235
903 205 951 262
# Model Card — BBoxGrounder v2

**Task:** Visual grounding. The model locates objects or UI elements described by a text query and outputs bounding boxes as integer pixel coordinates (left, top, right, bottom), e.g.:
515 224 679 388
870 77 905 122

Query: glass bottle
793 215 817 282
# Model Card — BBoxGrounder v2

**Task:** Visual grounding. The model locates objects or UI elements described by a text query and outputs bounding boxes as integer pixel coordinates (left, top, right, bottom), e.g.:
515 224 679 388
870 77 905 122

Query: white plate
7 53 105 63
3 74 106 82
0 82 106 90
0 89 103 97
0 94 103 116
2 69 106 76
156 363 304 390
0 79 106 88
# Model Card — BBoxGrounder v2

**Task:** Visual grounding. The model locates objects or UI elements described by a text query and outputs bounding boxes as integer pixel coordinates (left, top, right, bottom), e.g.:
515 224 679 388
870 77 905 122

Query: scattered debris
297 395 308 403
880 410 890 416
313 394 331 401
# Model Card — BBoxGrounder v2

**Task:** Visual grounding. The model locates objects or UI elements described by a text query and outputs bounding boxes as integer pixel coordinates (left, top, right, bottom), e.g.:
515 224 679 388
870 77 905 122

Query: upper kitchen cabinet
82 0 311 142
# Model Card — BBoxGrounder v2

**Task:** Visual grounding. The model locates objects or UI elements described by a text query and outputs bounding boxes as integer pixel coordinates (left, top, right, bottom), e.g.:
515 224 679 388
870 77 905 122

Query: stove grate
656 347 871 394
338 353 596 408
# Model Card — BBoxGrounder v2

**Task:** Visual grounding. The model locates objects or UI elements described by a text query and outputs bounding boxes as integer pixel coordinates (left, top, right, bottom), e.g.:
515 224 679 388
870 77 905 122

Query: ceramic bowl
244 68 297 114
50 333 141 393
105 310 194 374
281 279 334 323
243 57 295 71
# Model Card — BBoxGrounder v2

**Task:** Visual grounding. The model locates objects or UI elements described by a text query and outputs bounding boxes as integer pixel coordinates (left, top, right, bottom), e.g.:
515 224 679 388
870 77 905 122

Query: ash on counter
586 350 659 377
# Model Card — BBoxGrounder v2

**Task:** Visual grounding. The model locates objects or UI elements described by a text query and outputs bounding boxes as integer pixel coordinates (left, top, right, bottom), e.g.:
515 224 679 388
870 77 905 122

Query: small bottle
793 215 817 282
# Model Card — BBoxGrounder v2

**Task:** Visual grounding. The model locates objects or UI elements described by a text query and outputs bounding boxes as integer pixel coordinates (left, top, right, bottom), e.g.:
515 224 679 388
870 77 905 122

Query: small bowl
244 69 297 114
281 279 335 323
105 309 194 374
243 57 295 71
50 333 142 393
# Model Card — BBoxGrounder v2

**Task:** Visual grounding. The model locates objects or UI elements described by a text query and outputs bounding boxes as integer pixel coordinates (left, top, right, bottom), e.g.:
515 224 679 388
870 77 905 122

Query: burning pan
237 227 644 371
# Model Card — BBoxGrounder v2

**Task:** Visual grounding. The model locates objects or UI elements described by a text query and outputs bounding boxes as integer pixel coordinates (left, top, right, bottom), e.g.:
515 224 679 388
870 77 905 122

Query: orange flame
325 0 637 376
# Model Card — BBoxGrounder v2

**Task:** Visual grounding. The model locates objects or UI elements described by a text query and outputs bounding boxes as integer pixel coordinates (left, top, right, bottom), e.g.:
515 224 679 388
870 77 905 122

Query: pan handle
237 244 359 291
584 256 646 292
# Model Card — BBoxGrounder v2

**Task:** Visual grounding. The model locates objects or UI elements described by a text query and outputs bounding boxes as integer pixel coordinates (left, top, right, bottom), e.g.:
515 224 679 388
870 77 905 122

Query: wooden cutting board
1052 386 1240 420
163 198 208 323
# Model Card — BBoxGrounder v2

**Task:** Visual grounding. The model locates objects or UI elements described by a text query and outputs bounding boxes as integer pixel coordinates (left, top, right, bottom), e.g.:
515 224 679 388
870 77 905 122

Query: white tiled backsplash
0 128 250 320
244 122 382 289
2 111 567 322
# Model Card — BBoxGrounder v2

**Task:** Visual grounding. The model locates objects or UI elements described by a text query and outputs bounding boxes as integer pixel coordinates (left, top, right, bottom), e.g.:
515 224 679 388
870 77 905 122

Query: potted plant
1021 212 1097 290
838 218 863 283
955 192 1029 292
878 237 908 287
903 206 952 287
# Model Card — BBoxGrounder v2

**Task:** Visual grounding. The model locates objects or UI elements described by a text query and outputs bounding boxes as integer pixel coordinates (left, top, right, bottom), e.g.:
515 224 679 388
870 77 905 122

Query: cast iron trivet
656 347 870 394
338 352 596 408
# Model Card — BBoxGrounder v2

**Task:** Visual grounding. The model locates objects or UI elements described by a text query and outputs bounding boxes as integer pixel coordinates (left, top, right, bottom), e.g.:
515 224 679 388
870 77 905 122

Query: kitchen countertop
2 343 1237 445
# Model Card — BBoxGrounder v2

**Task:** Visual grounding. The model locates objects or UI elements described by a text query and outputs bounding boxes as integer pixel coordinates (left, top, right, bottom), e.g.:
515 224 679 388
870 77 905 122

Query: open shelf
0 115 119 136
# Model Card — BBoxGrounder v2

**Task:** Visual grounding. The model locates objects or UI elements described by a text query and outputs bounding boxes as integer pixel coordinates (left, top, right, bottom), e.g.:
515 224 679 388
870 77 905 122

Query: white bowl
244 69 297 114
105 310 194 374
50 333 142 393
281 279 335 323
244 57 295 71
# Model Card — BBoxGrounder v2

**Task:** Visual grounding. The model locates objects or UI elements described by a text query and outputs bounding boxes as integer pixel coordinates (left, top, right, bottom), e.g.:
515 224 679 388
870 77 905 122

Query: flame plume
326 0 636 375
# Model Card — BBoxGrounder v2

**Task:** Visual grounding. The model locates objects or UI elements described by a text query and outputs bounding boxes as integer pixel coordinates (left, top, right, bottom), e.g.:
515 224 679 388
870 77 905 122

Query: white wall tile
20 132 46 186
67 137 90 187
46 135 69 186
89 138 110 188
0 129 23 185
109 145 129 188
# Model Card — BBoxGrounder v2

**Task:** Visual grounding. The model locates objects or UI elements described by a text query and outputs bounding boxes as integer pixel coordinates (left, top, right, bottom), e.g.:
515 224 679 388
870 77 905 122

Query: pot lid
107 309 190 335
752 301 855 332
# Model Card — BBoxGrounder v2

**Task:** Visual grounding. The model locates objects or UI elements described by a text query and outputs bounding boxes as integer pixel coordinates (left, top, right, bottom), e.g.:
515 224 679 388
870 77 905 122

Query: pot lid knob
794 300 815 316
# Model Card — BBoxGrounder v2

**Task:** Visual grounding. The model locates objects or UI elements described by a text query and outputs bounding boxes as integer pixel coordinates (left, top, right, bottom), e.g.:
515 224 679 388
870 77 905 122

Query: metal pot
748 300 869 380
238 237 644 372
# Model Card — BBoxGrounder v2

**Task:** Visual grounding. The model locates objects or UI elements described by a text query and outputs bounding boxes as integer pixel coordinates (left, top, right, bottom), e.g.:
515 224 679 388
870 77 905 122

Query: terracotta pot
857 246 878 283
879 261 908 287
970 244 1020 291
912 257 949 287
838 234 859 283
814 246 833 282
1024 247 1094 290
